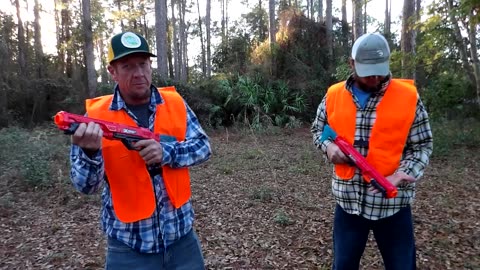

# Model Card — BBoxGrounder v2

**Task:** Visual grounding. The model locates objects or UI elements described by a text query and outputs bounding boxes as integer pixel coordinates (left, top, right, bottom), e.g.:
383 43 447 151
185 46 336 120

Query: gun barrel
53 111 160 142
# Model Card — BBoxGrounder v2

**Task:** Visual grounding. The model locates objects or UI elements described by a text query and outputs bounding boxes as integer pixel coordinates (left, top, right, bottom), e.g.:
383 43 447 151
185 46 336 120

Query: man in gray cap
68 31 211 269
311 33 433 269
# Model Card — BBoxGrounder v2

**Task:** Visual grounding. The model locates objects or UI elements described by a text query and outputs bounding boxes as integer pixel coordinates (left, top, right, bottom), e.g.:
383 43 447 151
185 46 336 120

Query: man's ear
348 58 355 70
107 64 117 81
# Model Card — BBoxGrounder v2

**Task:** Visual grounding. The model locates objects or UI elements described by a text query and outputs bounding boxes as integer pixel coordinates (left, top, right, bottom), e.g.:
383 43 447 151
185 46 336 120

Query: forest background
0 0 479 269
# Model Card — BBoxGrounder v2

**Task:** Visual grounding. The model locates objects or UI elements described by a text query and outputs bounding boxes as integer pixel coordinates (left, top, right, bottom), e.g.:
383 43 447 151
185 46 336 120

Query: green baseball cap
351 33 390 77
107 32 156 63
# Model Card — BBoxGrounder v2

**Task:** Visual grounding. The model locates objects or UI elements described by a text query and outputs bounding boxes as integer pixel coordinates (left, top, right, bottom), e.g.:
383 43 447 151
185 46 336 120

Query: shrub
0 126 70 189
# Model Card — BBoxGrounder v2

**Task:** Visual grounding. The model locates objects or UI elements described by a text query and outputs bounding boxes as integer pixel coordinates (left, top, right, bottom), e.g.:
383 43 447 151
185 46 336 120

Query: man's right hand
71 122 103 153
326 143 350 164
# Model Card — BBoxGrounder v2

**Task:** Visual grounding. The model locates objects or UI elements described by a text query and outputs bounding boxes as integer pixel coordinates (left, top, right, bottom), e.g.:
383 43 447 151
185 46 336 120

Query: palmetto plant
209 74 306 128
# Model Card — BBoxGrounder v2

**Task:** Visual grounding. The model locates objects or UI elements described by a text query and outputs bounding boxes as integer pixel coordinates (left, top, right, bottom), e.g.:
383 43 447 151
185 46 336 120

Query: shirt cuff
320 139 333 160
395 168 414 178
79 148 103 166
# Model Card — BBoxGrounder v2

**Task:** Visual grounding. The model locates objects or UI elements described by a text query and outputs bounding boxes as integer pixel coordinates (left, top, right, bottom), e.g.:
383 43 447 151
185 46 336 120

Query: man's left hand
368 172 416 194
133 139 163 165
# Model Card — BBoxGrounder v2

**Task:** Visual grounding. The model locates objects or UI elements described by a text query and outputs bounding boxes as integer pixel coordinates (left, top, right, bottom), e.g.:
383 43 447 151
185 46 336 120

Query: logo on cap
121 32 142 48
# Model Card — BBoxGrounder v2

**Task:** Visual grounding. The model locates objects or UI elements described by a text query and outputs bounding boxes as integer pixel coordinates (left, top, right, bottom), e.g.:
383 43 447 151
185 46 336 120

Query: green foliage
250 186 274 202
212 34 252 75
274 209 294 226
6 78 81 125
203 74 306 129
0 126 70 189
334 57 351 82
422 72 475 119
431 118 480 157
241 2 269 44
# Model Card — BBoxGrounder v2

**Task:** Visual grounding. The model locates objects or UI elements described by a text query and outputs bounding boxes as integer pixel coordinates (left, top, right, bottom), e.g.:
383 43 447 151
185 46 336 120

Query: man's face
355 75 386 92
349 59 387 92
108 53 152 105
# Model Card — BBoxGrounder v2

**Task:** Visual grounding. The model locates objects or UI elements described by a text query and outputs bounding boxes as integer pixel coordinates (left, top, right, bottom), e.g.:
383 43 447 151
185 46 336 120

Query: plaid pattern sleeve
161 103 212 168
70 146 105 194
311 96 333 159
70 85 211 253
396 96 433 179
312 76 433 220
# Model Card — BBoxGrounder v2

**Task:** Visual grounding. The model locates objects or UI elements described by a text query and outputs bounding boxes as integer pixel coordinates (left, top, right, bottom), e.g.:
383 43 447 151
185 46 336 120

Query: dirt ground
1 127 479 269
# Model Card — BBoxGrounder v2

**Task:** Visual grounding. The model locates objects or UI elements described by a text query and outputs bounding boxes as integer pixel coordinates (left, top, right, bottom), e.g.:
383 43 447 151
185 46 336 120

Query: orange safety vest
326 79 418 179
85 86 191 223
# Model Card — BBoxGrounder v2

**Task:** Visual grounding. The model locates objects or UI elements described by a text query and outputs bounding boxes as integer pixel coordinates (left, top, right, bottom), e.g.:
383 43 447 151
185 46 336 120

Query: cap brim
355 61 390 77
110 51 157 63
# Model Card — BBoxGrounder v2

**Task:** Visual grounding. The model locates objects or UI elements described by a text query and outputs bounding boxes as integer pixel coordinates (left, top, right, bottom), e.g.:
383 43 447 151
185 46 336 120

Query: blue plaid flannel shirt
69 85 211 253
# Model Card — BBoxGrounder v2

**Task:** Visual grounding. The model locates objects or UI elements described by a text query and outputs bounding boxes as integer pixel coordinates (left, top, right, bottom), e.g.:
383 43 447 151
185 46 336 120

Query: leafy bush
0 126 70 189
422 73 472 119
431 118 480 157
202 74 306 129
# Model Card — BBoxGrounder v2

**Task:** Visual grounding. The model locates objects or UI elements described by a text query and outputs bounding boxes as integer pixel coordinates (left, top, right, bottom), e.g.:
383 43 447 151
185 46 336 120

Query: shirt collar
109 84 163 111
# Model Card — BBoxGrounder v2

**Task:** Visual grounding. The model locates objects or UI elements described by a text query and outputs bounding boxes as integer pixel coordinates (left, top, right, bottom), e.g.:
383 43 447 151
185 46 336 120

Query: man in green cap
68 31 211 269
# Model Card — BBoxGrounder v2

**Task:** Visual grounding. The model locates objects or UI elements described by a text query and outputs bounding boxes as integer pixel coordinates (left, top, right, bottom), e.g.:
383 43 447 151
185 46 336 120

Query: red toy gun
321 125 398 199
53 111 160 150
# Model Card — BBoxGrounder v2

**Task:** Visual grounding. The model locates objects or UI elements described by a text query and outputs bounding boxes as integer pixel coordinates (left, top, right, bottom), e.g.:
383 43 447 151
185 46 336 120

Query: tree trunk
309 0 314 20
14 0 26 76
326 0 333 59
167 20 174 79
225 0 229 42
0 35 8 127
155 0 169 79
341 0 348 52
468 10 480 109
179 0 188 82
318 0 323 22
445 0 475 83
258 0 265 42
269 0 276 45
401 0 415 78
363 0 367 34
98 35 109 84
54 0 64 75
116 0 125 31
206 0 211 77
62 0 73 78
196 0 206 77
33 0 44 78
171 0 180 80
82 0 97 98
221 0 226 44
269 0 276 76
353 0 363 41
384 0 391 40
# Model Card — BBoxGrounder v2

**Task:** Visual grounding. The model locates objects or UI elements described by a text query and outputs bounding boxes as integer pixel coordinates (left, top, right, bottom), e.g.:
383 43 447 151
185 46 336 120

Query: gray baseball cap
351 33 390 77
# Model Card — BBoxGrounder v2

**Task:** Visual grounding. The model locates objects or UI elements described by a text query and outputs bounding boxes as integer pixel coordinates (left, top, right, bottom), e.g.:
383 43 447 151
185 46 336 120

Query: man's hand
134 139 163 166
368 172 416 194
326 143 350 164
71 122 103 154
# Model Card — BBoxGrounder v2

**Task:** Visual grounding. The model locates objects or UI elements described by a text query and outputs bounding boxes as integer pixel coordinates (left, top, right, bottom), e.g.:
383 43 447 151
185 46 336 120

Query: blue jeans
105 230 205 270
333 204 416 270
